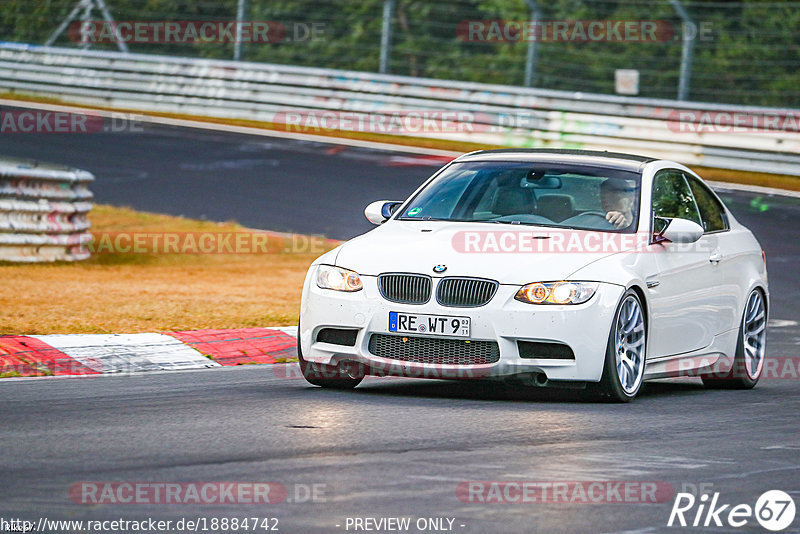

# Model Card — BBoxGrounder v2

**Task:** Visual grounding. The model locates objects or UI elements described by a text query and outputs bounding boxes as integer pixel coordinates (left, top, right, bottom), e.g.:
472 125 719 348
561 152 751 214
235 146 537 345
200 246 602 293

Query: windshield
398 161 642 233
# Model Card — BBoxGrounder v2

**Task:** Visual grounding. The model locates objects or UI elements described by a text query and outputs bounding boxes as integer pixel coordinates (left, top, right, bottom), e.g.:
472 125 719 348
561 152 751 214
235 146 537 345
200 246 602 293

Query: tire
702 289 766 390
297 327 364 389
592 289 647 403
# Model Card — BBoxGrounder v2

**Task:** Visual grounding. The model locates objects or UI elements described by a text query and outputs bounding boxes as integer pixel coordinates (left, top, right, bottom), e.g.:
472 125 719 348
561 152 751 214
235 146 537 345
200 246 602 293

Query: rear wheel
297 328 364 389
593 290 647 402
702 289 766 389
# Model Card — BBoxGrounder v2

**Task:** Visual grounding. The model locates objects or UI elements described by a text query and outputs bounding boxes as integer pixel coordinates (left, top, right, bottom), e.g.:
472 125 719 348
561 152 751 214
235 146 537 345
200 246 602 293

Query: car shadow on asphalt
345 377 707 404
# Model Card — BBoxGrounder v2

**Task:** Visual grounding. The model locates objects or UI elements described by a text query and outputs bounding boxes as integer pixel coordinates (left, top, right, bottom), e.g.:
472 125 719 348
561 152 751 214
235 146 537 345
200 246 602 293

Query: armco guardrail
0 156 93 262
1 43 799 176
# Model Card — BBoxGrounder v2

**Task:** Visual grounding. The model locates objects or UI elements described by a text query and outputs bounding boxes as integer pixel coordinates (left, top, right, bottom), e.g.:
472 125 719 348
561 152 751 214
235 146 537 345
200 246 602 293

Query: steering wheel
561 211 617 229
494 214 556 224
577 211 608 219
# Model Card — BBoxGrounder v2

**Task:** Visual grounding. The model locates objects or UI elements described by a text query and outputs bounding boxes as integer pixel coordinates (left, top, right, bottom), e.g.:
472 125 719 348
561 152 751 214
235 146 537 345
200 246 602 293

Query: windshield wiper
398 217 595 231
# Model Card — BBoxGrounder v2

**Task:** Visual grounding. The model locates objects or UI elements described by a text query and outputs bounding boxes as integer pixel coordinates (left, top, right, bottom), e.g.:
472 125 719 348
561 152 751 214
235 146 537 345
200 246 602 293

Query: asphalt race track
2 111 800 533
0 110 436 240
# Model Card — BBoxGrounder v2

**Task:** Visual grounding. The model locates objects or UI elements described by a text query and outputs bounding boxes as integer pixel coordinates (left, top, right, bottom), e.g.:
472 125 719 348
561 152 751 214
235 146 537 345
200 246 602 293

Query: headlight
316 265 363 292
515 281 599 305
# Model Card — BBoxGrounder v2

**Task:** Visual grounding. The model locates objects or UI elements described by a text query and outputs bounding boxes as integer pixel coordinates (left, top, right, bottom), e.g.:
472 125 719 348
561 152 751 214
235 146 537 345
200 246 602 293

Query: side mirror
654 217 704 244
365 200 402 225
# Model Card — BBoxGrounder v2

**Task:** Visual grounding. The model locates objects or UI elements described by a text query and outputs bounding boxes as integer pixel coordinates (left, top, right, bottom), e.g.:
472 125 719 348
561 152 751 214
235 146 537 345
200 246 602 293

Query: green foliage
1 0 797 106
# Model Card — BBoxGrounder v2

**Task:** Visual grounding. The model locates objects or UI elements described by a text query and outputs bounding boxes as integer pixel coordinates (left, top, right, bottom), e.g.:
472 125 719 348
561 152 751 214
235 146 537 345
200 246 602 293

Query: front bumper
299 272 625 382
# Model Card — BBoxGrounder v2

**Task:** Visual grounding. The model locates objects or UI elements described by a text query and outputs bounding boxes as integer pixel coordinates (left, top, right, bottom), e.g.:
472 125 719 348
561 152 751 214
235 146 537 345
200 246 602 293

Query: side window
651 169 702 229
685 175 729 232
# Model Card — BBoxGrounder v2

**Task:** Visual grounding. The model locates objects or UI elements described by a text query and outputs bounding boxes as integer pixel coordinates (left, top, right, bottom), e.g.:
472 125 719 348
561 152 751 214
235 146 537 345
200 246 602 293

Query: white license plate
388 312 470 337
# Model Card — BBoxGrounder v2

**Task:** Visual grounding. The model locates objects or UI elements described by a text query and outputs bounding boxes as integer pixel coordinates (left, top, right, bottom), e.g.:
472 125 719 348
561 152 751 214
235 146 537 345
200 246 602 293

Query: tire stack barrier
0 157 93 262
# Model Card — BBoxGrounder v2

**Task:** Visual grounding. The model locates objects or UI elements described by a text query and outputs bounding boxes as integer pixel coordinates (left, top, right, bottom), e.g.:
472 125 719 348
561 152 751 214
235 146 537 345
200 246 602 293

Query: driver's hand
606 211 629 228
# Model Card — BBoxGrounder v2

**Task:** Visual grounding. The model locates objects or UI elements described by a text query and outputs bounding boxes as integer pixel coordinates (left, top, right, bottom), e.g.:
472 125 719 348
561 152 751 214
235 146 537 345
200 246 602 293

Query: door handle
709 250 723 263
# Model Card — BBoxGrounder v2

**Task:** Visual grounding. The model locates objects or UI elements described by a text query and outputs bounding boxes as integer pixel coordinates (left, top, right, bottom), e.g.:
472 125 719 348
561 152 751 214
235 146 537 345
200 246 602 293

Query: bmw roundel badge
433 264 447 273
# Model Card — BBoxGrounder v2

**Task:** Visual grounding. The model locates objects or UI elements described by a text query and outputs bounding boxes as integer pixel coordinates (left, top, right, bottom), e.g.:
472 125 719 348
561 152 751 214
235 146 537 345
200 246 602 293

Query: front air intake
316 328 359 346
368 334 500 365
517 341 575 360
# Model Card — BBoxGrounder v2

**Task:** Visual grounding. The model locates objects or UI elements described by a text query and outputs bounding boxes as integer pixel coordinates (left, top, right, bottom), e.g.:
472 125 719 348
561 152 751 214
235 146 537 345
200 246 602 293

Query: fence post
234 0 247 61
524 0 541 87
379 0 395 74
670 0 694 101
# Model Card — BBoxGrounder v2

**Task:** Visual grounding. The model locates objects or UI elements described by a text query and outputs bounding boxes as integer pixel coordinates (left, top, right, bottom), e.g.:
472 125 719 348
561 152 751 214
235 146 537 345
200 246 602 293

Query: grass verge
0 205 335 335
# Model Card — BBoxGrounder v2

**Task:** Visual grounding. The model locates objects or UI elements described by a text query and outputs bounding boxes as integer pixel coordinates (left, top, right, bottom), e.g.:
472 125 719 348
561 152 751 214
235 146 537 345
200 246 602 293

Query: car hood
334 221 628 285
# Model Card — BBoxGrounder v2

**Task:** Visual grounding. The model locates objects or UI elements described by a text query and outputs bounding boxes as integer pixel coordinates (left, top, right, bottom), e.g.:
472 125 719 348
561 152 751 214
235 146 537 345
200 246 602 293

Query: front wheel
297 328 364 389
702 289 766 389
592 290 647 402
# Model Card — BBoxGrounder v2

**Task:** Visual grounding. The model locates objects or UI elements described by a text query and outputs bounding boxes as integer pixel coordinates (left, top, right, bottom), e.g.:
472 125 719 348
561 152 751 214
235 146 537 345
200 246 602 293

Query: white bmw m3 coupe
298 149 768 401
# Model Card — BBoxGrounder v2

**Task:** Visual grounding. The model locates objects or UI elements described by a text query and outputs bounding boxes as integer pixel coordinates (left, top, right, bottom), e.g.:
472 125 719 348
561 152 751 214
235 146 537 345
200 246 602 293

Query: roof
456 148 657 172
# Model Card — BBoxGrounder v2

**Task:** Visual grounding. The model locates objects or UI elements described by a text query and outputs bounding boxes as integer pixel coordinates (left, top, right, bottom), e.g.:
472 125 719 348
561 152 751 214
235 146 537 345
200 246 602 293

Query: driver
600 178 636 229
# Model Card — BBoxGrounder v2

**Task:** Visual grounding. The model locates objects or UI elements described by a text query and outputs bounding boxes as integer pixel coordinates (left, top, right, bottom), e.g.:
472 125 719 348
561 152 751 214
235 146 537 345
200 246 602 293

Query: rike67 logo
668 490 796 531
